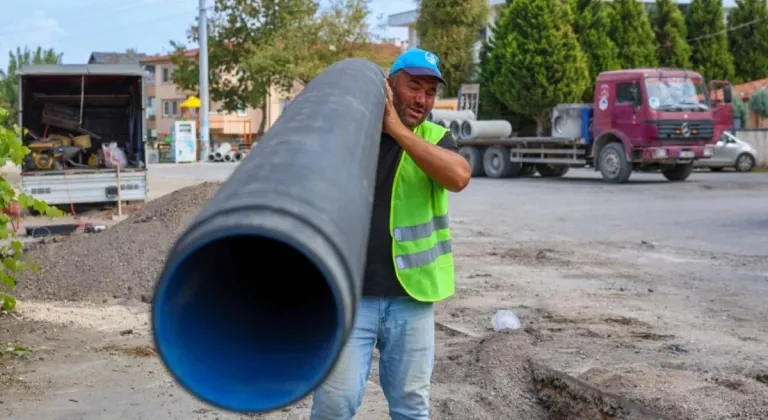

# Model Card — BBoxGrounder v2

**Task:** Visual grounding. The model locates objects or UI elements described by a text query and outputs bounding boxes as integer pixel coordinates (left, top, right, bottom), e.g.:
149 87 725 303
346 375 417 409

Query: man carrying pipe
310 48 471 419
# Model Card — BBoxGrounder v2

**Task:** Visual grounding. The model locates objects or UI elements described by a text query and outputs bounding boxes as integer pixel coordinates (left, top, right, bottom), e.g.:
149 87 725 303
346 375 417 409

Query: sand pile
15 182 222 302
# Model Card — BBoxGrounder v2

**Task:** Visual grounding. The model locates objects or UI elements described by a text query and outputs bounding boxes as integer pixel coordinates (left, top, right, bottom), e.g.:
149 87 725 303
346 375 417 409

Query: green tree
0 47 63 129
171 0 386 134
567 0 621 101
749 89 768 118
648 0 692 68
415 0 489 97
476 41 537 135
686 0 735 82
609 0 658 69
484 0 589 134
170 0 319 134
732 99 748 127
728 0 768 83
0 108 63 311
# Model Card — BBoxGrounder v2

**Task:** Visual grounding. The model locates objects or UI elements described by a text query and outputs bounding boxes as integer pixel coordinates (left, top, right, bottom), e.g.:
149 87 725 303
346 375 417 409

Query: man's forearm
391 125 471 192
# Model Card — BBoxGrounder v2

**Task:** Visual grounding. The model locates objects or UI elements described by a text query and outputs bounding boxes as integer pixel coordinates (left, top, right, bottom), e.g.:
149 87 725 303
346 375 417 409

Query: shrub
0 106 62 311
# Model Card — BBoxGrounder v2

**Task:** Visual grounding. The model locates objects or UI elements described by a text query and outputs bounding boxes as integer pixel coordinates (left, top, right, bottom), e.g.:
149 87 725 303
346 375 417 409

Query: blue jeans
310 296 435 420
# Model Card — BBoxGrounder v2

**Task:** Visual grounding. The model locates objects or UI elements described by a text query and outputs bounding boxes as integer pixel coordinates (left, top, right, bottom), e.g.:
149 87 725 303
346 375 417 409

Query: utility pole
198 0 211 161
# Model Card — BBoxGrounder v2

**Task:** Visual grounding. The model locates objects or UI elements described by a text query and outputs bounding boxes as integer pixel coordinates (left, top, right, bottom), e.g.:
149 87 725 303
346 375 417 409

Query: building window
144 65 156 84
146 96 156 117
162 67 171 83
162 100 180 117
236 107 247 117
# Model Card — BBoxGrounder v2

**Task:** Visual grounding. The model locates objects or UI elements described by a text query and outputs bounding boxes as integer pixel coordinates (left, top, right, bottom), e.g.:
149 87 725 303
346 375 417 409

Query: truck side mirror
723 85 733 104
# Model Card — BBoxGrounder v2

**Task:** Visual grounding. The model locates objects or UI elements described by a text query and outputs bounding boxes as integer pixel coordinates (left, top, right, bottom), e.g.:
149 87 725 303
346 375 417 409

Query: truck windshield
644 77 709 111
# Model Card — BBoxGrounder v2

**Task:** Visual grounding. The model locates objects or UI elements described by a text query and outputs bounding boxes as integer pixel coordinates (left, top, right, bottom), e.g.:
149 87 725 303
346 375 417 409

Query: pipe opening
153 234 344 412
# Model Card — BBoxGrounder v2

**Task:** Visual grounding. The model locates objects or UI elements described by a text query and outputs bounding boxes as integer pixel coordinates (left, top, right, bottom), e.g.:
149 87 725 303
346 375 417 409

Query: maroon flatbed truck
458 68 734 183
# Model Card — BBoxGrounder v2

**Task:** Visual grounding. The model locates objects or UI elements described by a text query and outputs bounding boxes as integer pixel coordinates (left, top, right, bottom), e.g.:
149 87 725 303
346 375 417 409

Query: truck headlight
653 148 668 159
703 146 714 157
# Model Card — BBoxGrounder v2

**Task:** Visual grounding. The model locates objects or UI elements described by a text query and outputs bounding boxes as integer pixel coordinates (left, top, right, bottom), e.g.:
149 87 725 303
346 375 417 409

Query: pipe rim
152 208 354 413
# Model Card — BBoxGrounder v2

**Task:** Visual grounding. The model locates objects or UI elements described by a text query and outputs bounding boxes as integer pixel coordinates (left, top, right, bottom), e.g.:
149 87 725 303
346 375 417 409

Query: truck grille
653 120 714 140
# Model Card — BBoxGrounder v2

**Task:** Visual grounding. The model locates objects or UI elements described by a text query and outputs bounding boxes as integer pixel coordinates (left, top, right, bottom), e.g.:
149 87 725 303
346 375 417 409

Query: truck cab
591 69 733 182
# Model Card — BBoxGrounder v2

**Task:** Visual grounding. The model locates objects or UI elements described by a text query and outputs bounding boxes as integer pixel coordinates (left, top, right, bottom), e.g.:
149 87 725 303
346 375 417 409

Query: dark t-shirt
362 131 459 297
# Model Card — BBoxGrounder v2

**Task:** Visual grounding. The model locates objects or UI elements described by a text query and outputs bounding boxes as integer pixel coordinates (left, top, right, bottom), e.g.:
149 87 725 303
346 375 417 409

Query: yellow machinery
25 140 65 170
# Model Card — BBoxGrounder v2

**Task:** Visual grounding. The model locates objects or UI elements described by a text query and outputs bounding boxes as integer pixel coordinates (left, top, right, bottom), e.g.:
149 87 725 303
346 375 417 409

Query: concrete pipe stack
213 143 232 162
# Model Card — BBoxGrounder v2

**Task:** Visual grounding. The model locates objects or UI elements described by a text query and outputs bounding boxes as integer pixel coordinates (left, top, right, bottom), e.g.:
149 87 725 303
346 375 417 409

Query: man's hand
382 80 406 135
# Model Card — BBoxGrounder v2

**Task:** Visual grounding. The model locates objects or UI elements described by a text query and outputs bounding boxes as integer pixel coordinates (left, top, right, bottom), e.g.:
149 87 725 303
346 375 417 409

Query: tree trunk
534 111 549 136
258 101 268 135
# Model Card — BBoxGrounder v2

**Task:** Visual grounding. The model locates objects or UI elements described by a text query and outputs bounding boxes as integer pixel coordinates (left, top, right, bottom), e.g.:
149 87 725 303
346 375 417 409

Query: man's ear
386 76 393 87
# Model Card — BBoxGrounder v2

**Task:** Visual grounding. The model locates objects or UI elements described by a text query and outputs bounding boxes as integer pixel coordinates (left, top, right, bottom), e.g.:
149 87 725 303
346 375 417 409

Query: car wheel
734 153 755 172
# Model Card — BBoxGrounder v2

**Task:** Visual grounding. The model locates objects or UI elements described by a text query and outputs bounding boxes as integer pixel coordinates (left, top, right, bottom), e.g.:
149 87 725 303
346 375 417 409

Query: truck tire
598 142 632 184
662 163 694 181
483 146 520 178
460 146 486 177
519 164 537 177
535 164 569 177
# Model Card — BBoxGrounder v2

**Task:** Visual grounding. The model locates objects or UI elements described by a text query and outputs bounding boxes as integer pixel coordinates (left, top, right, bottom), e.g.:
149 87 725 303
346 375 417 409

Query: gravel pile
431 333 549 419
15 182 222 302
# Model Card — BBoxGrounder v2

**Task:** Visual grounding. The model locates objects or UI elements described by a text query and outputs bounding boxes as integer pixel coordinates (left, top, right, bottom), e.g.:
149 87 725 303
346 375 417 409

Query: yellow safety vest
389 121 455 302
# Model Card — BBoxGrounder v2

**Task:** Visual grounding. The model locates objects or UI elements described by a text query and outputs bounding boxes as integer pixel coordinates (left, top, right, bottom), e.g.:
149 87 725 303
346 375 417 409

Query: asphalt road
150 162 768 256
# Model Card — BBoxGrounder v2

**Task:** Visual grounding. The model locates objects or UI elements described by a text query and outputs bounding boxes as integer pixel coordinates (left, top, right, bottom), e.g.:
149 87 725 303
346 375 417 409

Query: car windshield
644 77 709 111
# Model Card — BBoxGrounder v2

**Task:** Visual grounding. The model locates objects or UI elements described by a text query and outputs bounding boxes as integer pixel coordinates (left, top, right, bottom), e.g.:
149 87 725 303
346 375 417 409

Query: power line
686 15 768 43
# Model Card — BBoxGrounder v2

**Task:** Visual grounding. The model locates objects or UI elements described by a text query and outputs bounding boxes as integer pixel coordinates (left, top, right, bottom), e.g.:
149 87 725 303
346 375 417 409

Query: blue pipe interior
153 234 344 412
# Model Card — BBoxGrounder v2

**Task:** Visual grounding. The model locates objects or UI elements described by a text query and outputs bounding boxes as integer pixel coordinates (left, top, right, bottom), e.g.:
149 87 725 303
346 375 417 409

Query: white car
695 131 757 172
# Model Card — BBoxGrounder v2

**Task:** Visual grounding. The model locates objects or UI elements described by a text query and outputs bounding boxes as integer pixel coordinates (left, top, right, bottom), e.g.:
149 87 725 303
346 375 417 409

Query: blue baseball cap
389 48 446 85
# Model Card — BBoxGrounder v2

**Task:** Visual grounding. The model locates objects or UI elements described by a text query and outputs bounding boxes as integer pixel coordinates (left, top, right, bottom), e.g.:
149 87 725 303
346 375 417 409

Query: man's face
388 71 439 128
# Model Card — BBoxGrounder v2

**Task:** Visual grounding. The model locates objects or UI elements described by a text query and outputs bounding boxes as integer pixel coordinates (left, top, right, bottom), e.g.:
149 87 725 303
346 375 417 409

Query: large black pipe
151 59 386 413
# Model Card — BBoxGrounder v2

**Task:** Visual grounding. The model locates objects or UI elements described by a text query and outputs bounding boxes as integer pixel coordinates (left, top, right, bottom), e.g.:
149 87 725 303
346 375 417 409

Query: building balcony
209 115 254 135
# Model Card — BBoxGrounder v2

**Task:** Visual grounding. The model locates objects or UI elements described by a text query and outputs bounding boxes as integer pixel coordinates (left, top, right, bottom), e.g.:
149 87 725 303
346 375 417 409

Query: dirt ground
1 165 767 420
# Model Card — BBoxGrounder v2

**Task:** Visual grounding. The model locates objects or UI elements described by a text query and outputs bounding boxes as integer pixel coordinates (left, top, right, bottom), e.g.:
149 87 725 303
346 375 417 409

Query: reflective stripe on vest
393 214 450 242
395 238 452 269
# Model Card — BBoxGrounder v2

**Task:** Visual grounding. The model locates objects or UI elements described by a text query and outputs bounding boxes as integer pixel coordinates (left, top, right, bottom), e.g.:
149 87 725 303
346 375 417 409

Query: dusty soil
14 182 222 303
2 170 768 419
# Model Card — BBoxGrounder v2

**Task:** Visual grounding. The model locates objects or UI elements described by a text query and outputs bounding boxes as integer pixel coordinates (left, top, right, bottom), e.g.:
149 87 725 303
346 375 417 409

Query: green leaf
1 294 16 311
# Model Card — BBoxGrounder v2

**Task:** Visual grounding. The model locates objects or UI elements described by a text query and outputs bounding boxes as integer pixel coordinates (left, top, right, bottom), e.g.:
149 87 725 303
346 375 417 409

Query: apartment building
138 49 302 145
388 0 737 63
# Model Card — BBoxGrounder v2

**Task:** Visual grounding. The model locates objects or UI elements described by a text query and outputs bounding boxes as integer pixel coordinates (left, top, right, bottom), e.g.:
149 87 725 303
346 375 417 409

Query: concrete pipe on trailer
449 119 464 139
151 58 386 414
460 120 513 140
429 109 476 122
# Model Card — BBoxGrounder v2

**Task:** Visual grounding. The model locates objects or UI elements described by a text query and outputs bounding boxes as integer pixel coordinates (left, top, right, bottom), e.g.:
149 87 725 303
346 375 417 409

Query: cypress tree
648 0 692 69
484 0 589 134
416 0 489 96
686 0 735 82
610 0 658 69
728 0 768 83
568 0 621 101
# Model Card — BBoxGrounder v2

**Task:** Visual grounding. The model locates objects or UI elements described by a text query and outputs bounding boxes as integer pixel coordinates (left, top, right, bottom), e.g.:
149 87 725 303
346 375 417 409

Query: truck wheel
734 153 755 172
519 164 537 177
598 142 632 183
535 164 569 177
459 146 486 177
483 146 520 178
662 163 693 181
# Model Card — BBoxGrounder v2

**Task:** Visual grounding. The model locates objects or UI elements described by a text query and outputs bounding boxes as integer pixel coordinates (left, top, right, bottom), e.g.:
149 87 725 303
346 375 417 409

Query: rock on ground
15 182 222 302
